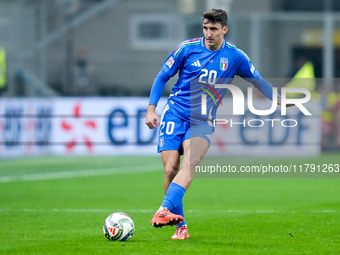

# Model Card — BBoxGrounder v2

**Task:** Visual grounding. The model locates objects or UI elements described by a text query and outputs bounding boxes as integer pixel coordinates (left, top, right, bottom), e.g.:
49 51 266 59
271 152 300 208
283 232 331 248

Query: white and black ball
103 212 135 241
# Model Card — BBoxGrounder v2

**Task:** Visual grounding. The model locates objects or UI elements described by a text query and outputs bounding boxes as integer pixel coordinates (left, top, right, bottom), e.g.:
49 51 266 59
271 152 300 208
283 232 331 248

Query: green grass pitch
1 154 340 254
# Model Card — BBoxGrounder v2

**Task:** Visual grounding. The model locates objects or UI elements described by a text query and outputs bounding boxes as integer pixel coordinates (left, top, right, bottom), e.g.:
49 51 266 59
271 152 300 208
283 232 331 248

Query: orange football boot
151 209 183 228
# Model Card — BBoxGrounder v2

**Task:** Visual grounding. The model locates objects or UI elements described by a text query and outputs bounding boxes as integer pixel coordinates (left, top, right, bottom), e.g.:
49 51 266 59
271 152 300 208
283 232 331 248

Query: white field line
0 208 155 213
0 164 161 183
0 208 337 214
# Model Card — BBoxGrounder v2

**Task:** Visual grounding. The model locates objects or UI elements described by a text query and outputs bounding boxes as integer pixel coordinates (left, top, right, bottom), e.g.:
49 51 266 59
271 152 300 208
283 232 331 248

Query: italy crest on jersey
220 58 228 71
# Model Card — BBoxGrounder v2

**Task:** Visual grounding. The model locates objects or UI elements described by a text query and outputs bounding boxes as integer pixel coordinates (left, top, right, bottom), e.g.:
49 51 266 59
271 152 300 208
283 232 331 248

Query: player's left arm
250 77 278 101
248 74 295 107
236 50 281 104
236 51 295 107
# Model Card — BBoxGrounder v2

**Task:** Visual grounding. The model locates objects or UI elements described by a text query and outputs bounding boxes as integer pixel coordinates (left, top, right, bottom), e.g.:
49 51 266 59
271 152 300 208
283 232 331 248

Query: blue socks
161 182 187 227
161 182 186 211
172 203 186 227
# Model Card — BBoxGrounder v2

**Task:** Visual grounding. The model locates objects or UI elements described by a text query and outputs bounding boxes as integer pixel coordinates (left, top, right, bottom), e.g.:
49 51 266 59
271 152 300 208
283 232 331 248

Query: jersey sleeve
161 41 186 77
148 70 170 106
236 49 280 100
148 41 186 106
235 49 261 79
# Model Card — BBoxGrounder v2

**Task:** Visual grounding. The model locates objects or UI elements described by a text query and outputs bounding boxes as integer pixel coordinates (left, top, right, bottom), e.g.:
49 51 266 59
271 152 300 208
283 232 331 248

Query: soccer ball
103 212 135 241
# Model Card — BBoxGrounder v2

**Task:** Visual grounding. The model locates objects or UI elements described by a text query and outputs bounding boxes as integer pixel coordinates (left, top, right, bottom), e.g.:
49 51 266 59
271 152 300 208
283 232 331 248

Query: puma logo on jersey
191 60 201 67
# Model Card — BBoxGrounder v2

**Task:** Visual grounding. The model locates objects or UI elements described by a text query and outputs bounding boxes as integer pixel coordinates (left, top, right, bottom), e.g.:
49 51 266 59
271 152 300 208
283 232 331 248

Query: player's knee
164 165 179 177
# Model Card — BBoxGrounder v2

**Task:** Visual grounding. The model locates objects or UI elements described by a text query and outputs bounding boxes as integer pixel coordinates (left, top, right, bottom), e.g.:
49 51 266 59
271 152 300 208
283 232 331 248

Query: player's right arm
145 104 159 129
145 43 185 129
145 69 171 129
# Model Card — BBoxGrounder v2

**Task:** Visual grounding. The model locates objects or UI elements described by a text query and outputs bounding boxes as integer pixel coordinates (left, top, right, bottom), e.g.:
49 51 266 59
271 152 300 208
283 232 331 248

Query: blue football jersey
161 37 261 123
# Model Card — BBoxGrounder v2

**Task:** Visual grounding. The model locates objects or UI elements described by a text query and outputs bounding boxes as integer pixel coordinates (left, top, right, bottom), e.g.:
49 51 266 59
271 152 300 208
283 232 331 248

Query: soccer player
145 9 281 240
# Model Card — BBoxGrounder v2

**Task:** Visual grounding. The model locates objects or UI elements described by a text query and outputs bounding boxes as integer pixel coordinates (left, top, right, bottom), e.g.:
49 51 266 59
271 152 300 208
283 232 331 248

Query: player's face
203 19 228 51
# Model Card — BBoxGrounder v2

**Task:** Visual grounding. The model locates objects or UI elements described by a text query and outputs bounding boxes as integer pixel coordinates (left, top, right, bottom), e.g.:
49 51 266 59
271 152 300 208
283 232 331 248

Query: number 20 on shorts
160 121 175 135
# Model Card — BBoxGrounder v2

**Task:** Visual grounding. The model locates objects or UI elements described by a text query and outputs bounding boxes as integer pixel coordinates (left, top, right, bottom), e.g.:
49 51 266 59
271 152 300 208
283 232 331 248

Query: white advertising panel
0 97 321 158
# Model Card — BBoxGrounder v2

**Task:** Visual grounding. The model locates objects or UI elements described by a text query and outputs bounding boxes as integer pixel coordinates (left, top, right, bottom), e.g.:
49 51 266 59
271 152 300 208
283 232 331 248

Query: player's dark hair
202 9 228 27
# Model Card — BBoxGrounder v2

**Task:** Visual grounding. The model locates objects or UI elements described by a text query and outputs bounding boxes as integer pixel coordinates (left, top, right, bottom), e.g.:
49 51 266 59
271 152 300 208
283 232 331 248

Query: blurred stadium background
1 2 340 253
0 0 340 157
